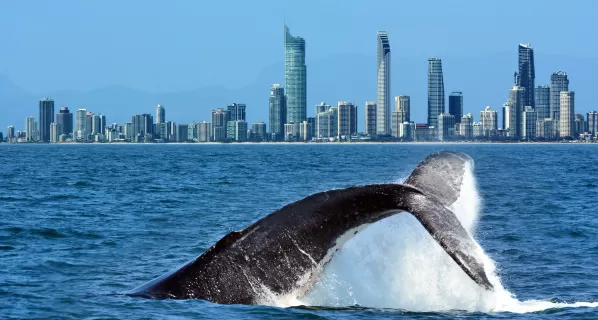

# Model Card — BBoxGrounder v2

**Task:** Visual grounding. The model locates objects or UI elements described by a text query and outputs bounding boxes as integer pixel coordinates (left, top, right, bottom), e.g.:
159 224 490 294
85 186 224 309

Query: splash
263 161 598 313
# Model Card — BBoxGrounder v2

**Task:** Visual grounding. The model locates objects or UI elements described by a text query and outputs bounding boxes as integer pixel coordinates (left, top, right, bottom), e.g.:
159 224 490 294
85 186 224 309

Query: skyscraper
284 25 307 124
197 121 211 142
251 122 267 141
428 58 445 128
227 103 246 121
509 85 525 139
574 114 585 136
535 85 550 120
559 91 575 138
550 72 569 121
7 126 15 139
518 44 535 108
156 104 165 124
459 114 473 138
448 92 463 121
316 107 338 138
75 109 86 140
268 84 286 141
480 106 498 137
394 95 410 123
365 101 377 135
376 31 391 135
337 101 357 137
587 111 598 135
25 116 37 142
56 106 73 137
522 106 537 140
437 113 455 141
39 98 54 142
211 108 229 142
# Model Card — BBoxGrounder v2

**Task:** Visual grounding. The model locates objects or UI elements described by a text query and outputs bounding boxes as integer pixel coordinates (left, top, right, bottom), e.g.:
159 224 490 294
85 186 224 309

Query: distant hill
1 53 596 133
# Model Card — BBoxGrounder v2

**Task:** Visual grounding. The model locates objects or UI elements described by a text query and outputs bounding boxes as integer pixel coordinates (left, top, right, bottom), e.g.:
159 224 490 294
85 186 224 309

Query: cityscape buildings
284 25 306 126
517 44 535 108
365 101 377 136
39 98 54 142
550 72 569 121
535 85 550 120
268 84 286 141
559 91 575 138
448 92 463 122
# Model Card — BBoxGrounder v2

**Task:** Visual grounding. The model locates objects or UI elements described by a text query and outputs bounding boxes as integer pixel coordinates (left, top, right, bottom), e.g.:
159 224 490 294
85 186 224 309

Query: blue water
1 144 597 319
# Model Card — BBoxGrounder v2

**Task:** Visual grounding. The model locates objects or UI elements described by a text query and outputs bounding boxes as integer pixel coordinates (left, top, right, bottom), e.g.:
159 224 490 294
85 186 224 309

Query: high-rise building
7 126 15 139
315 102 330 115
536 118 558 140
284 123 298 141
25 116 37 142
285 25 307 124
316 107 338 138
550 72 569 120
156 104 165 124
448 92 463 121
56 106 73 137
437 113 455 141
394 95 410 123
459 114 473 139
337 101 357 137
299 120 312 141
428 58 445 128
197 121 211 142
587 111 598 135
132 114 154 142
91 114 101 135
39 98 54 142
480 106 498 137
535 85 550 120
365 101 377 135
502 102 510 130
559 91 575 138
574 114 585 137
522 106 537 140
75 109 86 140
508 85 525 139
376 31 391 135
188 122 197 141
50 122 61 143
227 103 246 121
269 84 286 142
252 122 267 141
518 44 535 108
176 124 188 142
227 120 248 142
211 108 229 141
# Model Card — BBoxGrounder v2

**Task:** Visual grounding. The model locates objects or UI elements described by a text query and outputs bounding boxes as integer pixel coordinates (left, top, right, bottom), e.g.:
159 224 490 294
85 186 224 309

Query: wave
255 161 598 313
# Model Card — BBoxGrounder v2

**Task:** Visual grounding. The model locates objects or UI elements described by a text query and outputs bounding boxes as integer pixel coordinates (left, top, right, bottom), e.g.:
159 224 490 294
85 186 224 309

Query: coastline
2 141 596 146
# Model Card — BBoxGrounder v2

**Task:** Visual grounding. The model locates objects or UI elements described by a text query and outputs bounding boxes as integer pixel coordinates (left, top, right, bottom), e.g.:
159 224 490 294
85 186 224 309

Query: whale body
126 151 493 304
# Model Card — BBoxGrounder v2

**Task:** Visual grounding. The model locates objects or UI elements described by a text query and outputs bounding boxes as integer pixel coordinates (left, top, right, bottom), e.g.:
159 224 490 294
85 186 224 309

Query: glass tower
269 84 286 141
535 85 550 120
550 71 569 121
39 98 54 142
448 92 463 122
518 44 535 108
284 25 306 125
427 58 445 128
376 31 391 135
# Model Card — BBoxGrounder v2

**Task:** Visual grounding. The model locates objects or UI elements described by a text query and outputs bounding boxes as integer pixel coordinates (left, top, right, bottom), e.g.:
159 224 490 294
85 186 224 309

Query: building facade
337 101 357 137
365 101 376 135
437 113 455 141
156 104 165 124
518 44 535 108
508 85 525 139
550 71 569 121
448 92 463 121
559 91 575 138
56 106 73 137
587 111 598 135
269 84 286 141
39 98 54 142
316 107 338 138
535 85 550 120
480 106 498 137
522 106 538 140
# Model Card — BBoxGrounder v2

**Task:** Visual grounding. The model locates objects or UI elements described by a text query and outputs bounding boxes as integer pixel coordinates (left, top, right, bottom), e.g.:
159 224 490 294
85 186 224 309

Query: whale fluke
126 151 493 304
405 151 473 207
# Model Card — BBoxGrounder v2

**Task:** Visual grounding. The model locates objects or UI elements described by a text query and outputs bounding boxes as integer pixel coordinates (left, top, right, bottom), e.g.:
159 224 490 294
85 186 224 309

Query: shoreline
2 141 596 146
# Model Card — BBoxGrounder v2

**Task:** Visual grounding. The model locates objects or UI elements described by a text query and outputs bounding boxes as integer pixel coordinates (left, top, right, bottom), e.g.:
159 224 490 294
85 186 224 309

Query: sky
1 0 597 128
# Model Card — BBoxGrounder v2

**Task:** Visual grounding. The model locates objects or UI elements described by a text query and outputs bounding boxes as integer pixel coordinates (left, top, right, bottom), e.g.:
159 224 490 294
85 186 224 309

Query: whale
126 151 494 304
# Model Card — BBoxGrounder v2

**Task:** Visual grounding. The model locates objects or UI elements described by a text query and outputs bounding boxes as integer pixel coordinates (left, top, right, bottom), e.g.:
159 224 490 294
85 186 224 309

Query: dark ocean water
1 144 597 319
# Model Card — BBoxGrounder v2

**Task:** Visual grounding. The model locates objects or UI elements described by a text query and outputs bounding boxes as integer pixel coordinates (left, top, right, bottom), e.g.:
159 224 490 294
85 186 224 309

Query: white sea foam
261 161 598 313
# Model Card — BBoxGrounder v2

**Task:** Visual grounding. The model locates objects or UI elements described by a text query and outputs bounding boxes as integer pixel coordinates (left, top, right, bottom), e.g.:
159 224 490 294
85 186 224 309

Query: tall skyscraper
559 91 575 138
50 122 61 143
509 85 525 139
394 95 410 123
39 98 54 142
587 111 598 135
211 108 229 141
132 114 154 141
25 116 37 142
448 92 463 121
535 85 550 120
337 101 357 137
75 109 86 140
365 101 377 135
91 114 101 135
7 126 15 139
376 31 391 135
197 121 211 142
428 58 445 128
156 104 165 124
56 106 73 137
269 84 286 141
284 25 307 124
518 44 535 108
480 106 498 137
522 106 538 140
574 114 585 136
550 72 569 120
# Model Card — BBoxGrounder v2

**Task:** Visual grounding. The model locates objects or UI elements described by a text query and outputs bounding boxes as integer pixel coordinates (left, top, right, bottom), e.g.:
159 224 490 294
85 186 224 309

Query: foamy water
264 162 598 313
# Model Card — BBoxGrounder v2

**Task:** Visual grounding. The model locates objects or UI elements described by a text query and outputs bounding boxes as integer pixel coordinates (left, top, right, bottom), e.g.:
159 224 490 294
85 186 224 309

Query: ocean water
1 144 597 319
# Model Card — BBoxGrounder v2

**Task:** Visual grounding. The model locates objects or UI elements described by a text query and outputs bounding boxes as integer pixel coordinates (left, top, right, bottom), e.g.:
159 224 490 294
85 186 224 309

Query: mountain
1 52 597 133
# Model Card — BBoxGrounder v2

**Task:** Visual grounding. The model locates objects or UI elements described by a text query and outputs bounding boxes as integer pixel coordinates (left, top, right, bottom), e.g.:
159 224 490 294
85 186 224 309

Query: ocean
1 144 597 319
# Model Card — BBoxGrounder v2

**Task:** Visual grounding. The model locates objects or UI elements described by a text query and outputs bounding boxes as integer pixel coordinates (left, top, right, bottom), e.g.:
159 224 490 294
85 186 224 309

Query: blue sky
1 0 597 127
